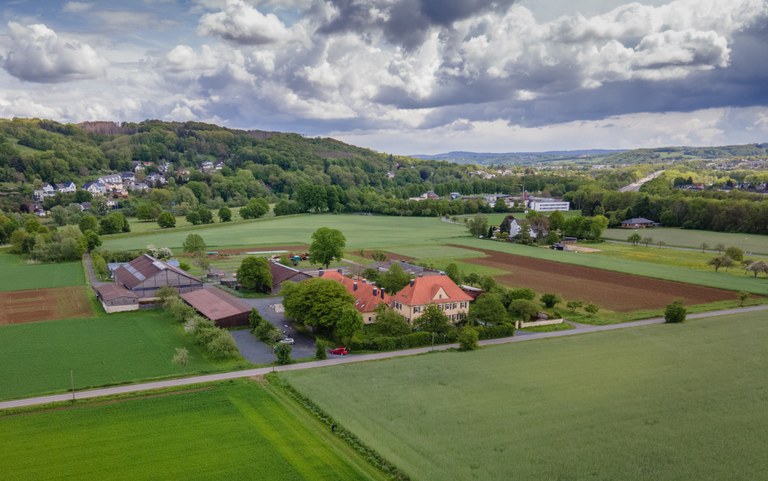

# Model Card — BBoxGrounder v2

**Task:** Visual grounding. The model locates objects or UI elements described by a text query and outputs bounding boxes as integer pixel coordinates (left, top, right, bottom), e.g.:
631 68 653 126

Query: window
452 303 457 309
414 306 420 313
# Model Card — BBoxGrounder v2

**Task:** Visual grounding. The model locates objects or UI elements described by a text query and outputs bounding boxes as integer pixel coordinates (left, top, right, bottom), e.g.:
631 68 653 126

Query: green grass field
103 214 467 251
0 380 386 481
0 251 85 291
604 227 768 255
0 310 249 401
284 310 768 481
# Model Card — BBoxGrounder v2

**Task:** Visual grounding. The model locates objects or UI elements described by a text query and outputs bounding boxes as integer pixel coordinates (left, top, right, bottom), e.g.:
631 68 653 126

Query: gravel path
2 304 767 411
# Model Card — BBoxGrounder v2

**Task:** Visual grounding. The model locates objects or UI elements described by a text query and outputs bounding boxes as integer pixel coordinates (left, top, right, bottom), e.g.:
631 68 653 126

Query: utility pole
70 370 75 403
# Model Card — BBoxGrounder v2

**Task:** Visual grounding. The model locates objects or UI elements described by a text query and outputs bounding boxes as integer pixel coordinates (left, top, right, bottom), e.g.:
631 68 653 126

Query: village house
319 270 391 324
57 181 77 194
83 181 106 195
390 275 473 323
621 217 658 229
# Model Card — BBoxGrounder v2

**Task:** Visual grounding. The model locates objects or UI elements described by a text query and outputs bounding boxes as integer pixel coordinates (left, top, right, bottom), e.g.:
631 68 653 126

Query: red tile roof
390 275 473 306
320 270 390 314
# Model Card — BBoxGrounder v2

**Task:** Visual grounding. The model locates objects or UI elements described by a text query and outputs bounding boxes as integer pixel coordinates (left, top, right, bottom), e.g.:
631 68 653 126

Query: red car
329 346 349 356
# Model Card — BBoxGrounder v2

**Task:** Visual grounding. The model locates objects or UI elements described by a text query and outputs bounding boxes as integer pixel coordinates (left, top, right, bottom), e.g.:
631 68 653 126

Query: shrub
315 340 327 360
664 300 687 323
540 293 561 308
165 297 196 323
274 343 292 364
458 327 479 351
585 304 600 316
206 330 240 359
156 285 178 302
91 252 109 280
248 308 266 330
508 299 539 321
476 324 515 340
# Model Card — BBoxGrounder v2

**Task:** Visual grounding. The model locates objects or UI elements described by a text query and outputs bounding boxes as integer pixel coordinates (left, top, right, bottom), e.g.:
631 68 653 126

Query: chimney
337 268 343 274
380 287 385 299
353 282 358 291
373 287 378 296
409 279 415 288
319 269 324 277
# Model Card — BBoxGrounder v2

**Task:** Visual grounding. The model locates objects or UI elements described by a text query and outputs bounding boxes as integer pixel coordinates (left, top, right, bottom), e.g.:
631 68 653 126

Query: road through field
2 304 767 411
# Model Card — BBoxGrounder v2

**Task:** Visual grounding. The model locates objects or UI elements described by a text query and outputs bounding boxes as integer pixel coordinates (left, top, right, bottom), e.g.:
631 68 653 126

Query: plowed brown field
0 286 93 325
457 246 735 311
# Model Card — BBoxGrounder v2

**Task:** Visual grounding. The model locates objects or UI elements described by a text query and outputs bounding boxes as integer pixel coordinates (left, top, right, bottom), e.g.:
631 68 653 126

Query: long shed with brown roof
95 284 139 313
180 286 251 328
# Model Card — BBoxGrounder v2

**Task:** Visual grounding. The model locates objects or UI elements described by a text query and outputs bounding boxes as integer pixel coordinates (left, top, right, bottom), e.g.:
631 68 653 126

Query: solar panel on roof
125 264 146 281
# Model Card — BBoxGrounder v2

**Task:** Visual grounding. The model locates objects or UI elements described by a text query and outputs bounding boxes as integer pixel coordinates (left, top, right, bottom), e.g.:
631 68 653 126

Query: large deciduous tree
467 293 507 325
237 256 273 293
183 233 206 255
309 227 346 268
378 262 412 295
414 304 450 334
282 278 361 339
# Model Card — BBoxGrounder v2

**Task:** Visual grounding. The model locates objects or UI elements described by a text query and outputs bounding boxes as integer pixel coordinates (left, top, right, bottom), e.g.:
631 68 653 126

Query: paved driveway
233 297 317 364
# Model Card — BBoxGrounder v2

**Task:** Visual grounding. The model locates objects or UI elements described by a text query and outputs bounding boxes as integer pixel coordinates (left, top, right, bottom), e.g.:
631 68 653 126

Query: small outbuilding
95 284 139 313
269 260 312 294
180 286 251 328
621 217 658 229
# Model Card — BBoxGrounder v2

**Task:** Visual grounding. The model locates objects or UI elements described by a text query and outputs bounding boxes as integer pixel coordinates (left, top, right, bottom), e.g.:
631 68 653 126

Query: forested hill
0 118 403 186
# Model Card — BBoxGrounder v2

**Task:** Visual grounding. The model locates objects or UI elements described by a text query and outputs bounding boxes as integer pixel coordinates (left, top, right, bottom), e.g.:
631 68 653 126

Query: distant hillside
415 144 768 165
412 150 626 165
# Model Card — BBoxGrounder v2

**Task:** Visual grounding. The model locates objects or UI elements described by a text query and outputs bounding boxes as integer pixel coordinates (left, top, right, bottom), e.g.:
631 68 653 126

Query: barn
180 286 251 328
114 254 203 298
95 284 139 313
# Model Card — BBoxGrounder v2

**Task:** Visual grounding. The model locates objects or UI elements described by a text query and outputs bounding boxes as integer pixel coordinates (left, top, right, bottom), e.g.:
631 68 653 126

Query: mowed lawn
0 251 84 291
0 310 249 401
102 214 467 251
285 310 768 481
604 227 768 255
0 380 386 481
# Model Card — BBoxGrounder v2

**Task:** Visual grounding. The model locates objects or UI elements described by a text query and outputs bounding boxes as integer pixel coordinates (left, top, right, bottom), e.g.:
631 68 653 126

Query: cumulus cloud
198 0 293 44
319 0 518 50
2 22 108 83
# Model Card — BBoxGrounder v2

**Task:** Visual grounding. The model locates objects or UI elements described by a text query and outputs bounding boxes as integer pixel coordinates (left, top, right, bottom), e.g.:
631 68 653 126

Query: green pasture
0 380 385 481
285 310 768 481
0 310 249 401
385 244 481 260
102 214 467 251
451 238 768 294
604 227 768 255
0 251 84 291
126 206 249 234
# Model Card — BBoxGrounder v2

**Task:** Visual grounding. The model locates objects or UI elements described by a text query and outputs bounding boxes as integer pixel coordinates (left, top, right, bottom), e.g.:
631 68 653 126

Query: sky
0 0 767 155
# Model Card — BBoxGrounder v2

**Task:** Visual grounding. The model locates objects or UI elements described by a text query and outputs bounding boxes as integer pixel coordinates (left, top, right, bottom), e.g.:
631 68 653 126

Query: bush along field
0 380 388 481
284 309 768 481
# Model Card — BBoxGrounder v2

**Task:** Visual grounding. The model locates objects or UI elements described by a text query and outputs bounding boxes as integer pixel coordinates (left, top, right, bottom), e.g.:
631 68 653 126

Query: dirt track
0 286 93 325
455 246 735 311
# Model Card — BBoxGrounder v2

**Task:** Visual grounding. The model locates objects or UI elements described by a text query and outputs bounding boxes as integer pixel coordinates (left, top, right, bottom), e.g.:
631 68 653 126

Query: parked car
329 346 349 355
279 337 295 345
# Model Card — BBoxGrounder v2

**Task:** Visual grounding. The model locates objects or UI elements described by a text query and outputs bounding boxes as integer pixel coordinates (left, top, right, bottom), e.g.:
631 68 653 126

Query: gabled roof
270 260 311 288
181 286 250 321
320 270 391 314
114 254 200 289
391 275 473 306
96 284 138 302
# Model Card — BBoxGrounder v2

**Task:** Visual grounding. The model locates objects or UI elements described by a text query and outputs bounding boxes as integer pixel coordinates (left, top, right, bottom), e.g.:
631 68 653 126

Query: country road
2 304 767 411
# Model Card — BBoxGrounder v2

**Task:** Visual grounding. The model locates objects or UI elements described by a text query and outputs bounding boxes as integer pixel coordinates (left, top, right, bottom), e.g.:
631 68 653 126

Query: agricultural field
450 238 768 294
101 214 467 251
0 251 85 291
0 286 92 325
604 227 768 255
0 380 386 481
0 310 249 401
284 310 768 481
461 245 736 311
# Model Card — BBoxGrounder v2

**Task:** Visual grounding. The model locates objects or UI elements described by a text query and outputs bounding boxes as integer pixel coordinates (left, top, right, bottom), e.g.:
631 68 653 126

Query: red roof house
390 275 473 323
319 270 391 324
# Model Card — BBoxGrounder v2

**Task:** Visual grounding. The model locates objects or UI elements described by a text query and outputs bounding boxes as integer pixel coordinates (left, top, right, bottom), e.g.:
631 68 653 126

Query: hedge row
348 324 515 352
268 374 410 481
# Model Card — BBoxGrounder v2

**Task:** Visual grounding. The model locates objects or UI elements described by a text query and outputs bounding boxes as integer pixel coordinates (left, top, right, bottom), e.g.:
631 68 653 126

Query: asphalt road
2 304 767 411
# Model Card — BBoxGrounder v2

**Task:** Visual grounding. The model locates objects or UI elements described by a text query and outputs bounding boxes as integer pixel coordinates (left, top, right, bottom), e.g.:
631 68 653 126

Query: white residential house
146 173 167 185
83 181 106 195
201 161 214 172
507 218 546 239
57 181 77 194
214 161 225 170
130 182 150 192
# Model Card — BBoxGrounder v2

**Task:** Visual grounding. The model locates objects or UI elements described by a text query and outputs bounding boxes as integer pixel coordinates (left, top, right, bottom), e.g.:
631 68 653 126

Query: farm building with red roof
390 275 473 323
319 270 391 324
